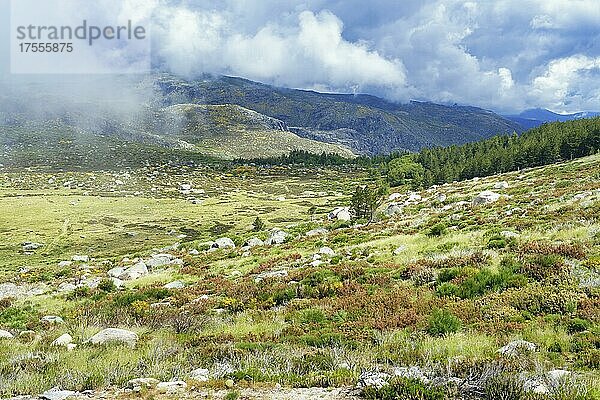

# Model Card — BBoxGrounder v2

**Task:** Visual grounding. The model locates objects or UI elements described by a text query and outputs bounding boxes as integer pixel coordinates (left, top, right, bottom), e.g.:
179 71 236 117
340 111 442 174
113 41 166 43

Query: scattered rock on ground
357 371 391 389
329 207 351 222
212 237 236 249
393 245 407 255
255 270 288 282
156 381 187 394
392 366 430 384
306 227 328 236
163 280 185 289
388 193 402 201
127 377 159 389
266 229 288 245
384 203 403 217
319 246 336 256
473 190 502 205
22 241 43 251
189 368 210 382
40 315 64 324
0 329 14 339
51 333 73 347
88 328 138 347
57 282 77 292
39 388 77 400
118 262 148 280
498 340 536 357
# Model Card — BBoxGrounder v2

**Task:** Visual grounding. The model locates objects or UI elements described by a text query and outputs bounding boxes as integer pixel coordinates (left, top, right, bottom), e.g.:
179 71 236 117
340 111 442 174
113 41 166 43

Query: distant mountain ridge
505 108 600 129
155 74 524 155
1 73 531 166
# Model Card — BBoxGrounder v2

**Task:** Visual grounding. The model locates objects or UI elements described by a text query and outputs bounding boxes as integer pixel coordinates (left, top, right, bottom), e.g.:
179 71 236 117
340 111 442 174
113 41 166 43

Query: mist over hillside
0 73 527 168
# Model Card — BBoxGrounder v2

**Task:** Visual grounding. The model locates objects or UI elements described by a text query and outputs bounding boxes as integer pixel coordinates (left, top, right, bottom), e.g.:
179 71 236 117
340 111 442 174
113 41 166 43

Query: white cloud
154 7 408 96
2 0 600 113
532 55 600 110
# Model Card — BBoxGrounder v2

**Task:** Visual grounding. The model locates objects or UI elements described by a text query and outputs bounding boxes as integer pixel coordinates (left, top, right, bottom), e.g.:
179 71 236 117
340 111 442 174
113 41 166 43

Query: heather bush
427 309 462 336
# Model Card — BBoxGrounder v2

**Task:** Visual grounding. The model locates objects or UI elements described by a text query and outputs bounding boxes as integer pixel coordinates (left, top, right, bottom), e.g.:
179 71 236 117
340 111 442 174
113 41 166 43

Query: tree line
238 117 600 188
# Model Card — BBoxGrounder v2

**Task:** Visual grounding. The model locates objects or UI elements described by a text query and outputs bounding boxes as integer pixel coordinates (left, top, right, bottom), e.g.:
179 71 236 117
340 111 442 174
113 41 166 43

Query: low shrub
483 374 524 400
362 377 445 400
567 318 591 333
427 309 462 336
426 223 448 237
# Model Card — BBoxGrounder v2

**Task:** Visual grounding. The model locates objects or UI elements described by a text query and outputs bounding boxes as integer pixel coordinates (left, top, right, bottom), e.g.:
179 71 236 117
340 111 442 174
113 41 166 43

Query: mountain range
2 73 598 166
505 108 600 130
155 74 523 155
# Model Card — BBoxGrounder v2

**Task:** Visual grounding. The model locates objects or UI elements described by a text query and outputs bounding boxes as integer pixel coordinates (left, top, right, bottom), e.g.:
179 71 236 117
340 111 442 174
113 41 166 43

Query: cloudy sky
2 0 600 114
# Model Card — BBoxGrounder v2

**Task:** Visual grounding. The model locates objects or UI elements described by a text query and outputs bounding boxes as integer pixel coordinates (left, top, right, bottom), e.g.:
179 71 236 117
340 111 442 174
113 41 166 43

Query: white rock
306 228 328 237
71 255 89 262
255 270 288 282
107 267 125 278
66 343 77 351
328 207 351 221
88 328 138 347
111 277 124 288
0 329 14 339
41 315 64 324
189 249 200 255
522 376 549 394
190 368 210 382
319 246 336 256
39 388 77 400
244 237 264 248
436 193 447 202
336 209 352 221
58 261 73 268
547 369 572 387
494 181 509 190
57 282 77 292
388 193 403 201
163 281 185 289
392 366 430 384
127 377 159 389
393 245 407 255
406 193 422 203
384 203 403 217
146 254 175 268
84 278 101 289
119 261 148 280
497 340 536 357
473 190 501 205
51 333 73 347
357 371 391 389
156 381 187 394
266 229 288 245
310 260 324 267
212 237 236 249
500 231 519 238
22 241 43 251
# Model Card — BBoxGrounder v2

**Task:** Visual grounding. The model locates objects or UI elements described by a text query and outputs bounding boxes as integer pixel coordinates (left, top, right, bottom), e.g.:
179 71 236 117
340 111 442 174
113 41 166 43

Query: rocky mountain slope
1 74 526 166
155 74 524 154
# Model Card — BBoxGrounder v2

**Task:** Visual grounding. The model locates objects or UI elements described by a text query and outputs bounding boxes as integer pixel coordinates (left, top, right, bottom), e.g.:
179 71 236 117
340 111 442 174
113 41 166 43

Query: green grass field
0 155 599 399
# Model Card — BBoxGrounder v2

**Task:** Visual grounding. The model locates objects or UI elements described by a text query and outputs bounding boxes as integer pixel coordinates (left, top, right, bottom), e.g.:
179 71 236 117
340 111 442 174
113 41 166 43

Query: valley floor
0 155 599 399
